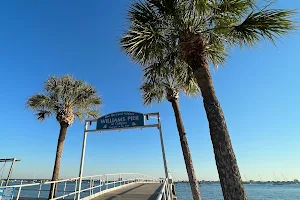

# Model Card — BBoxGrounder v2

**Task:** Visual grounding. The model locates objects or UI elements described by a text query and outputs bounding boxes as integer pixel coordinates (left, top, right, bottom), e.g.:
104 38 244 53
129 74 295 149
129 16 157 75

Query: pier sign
96 111 145 130
0 188 15 200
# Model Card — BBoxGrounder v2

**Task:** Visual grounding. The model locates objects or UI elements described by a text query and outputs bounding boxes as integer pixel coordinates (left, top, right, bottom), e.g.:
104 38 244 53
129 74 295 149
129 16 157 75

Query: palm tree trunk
193 64 246 200
170 99 202 200
179 34 247 200
49 123 68 199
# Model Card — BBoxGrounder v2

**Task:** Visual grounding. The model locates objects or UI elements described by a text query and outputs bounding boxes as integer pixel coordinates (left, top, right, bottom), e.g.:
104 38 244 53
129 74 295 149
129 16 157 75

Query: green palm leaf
27 75 102 123
229 9 296 46
141 56 200 105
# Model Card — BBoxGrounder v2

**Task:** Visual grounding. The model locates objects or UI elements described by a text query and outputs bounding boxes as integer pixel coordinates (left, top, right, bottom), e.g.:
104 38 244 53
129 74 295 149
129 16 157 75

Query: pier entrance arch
77 111 169 199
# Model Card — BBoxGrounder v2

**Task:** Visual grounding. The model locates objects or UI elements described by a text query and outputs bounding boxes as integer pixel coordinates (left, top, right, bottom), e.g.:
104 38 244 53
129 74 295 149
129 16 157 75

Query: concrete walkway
92 183 162 200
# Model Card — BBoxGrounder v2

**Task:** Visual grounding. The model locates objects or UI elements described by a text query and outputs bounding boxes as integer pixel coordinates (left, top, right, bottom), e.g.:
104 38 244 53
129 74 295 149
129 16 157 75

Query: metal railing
0 173 158 200
156 174 176 200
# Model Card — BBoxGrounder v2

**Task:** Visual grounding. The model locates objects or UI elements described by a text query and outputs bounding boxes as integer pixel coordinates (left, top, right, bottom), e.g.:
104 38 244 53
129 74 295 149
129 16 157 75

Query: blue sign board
96 111 145 130
0 187 15 200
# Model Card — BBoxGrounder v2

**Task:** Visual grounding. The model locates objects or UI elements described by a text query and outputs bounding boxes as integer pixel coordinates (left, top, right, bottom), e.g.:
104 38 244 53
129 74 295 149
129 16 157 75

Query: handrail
156 179 167 200
0 173 159 200
156 173 176 200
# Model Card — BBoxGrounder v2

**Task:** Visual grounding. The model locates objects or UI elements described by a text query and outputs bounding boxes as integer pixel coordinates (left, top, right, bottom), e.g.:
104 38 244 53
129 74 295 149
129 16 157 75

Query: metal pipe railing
156 175 175 200
0 173 158 200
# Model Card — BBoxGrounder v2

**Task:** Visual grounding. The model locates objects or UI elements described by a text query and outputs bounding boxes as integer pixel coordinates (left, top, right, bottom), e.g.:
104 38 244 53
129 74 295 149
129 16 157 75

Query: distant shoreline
175 181 299 184
4 179 299 185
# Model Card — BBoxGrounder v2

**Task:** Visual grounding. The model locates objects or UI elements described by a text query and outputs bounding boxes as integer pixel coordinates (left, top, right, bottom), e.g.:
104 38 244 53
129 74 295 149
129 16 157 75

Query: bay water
4 181 300 199
175 183 300 200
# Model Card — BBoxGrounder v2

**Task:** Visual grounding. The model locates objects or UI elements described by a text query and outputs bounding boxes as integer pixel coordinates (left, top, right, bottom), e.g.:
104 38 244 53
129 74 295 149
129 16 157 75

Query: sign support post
157 115 169 178
145 112 169 178
5 158 16 186
77 121 88 200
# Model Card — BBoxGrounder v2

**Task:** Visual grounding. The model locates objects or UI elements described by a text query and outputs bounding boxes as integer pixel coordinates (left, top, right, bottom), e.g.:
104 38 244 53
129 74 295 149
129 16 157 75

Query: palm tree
141 61 201 200
26 75 102 198
120 1 295 199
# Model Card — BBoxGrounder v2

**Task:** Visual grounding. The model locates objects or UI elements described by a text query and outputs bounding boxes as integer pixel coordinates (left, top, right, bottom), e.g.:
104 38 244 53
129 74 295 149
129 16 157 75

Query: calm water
4 181 119 199
175 183 300 200
4 182 300 199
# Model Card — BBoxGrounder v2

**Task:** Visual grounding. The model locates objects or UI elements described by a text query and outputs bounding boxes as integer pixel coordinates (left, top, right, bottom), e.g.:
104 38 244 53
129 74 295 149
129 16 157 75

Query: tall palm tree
120 1 296 199
26 75 102 198
141 61 201 200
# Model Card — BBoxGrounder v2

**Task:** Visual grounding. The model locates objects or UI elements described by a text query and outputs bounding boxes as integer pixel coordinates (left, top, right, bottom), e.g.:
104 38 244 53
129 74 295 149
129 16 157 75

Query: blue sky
0 0 299 182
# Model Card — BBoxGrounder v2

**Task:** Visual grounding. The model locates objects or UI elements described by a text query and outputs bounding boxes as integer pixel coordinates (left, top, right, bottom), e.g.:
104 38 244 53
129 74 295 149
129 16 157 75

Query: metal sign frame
0 158 20 186
76 112 169 200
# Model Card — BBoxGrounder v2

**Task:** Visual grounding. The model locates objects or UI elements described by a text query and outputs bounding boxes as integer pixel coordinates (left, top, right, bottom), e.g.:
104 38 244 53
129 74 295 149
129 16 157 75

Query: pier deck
91 183 162 200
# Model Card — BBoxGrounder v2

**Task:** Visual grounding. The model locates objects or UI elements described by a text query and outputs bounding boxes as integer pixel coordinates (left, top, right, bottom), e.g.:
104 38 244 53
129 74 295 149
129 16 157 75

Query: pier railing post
38 182 42 198
89 177 92 196
73 179 78 200
99 176 102 193
51 182 56 199
114 174 115 188
106 175 108 190
63 181 67 199
134 173 136 183
16 180 23 200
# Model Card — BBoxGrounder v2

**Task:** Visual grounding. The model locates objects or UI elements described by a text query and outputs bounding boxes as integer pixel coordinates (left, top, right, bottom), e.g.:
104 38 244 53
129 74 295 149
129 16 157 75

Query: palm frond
27 94 54 111
44 76 61 102
213 0 253 21
27 75 102 123
85 109 101 119
74 111 84 122
228 9 296 46
142 55 174 82
44 76 60 93
205 32 228 68
173 60 200 96
140 81 165 105
184 78 201 97
35 110 52 121
193 0 211 15
120 21 167 65
141 55 200 105
149 0 178 15
71 83 102 107
129 1 159 24
121 0 177 65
